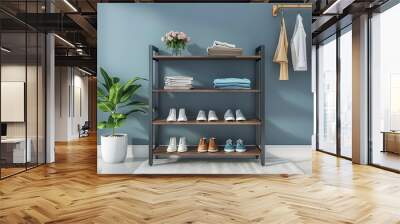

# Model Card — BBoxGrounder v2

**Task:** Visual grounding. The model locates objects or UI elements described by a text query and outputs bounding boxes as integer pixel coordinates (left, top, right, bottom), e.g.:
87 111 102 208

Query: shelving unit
149 45 266 166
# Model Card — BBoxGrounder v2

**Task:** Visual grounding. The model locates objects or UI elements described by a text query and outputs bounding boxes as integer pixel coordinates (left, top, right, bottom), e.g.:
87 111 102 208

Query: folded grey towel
207 47 243 56
213 40 236 48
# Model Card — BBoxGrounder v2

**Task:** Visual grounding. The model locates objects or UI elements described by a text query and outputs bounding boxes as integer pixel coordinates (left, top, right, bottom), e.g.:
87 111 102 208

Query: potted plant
161 31 191 56
97 67 147 163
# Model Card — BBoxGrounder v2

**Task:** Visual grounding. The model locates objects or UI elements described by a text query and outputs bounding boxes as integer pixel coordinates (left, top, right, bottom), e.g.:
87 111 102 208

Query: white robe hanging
291 14 307 71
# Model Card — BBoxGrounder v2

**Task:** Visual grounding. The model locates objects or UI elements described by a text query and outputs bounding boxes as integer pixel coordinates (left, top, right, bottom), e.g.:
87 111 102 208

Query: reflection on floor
0 167 25 178
1 135 400 223
0 162 43 179
373 150 400 171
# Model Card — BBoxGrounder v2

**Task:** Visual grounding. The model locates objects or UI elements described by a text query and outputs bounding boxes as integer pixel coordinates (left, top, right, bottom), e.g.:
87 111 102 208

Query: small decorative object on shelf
97 67 147 163
161 31 190 56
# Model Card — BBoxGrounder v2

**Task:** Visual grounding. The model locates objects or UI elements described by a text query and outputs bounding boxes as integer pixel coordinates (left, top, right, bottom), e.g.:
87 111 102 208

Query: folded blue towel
214 86 251 89
213 78 251 85
214 83 250 87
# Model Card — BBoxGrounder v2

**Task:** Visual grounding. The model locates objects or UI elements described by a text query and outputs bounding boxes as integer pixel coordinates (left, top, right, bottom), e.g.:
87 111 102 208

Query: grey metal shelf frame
148 45 266 166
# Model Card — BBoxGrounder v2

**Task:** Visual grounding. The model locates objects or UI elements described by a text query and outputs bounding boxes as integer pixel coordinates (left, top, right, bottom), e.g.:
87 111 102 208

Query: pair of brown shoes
198 137 218 153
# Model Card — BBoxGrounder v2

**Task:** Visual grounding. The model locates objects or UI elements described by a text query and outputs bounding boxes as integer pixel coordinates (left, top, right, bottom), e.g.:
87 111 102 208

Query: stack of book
207 41 243 56
164 76 193 90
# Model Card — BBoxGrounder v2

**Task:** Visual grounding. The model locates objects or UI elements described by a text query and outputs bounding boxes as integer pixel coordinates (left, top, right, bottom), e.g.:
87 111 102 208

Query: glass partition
370 4 400 171
27 31 38 169
339 28 352 158
0 2 46 179
1 31 28 177
38 32 46 165
317 36 337 155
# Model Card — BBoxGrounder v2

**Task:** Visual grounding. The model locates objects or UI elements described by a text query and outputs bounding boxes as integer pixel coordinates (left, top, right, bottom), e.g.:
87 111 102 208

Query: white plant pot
101 134 128 163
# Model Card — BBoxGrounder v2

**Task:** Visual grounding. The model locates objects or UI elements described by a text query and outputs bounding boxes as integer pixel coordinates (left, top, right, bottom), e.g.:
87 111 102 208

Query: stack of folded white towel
164 76 193 89
207 41 243 56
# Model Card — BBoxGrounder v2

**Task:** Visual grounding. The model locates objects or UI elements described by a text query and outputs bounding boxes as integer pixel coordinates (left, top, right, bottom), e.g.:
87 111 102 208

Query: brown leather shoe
197 137 208 153
208 137 218 153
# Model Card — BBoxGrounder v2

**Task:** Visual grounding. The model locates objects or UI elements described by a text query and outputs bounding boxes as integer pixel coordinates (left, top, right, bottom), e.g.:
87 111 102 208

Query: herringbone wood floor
1 135 400 224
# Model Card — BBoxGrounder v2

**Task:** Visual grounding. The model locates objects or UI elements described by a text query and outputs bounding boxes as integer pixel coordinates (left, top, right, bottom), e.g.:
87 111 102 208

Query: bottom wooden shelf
153 145 261 159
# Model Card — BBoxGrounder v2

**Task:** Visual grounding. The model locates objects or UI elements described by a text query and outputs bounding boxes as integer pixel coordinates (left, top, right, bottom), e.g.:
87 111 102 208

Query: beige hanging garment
273 17 289 80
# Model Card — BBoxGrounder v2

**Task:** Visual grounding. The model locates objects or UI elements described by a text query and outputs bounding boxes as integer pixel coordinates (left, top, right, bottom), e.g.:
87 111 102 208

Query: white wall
55 67 89 141
1 63 46 163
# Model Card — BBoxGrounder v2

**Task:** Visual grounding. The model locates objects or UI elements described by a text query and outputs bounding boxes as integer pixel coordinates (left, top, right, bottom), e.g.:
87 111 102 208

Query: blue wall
98 3 313 145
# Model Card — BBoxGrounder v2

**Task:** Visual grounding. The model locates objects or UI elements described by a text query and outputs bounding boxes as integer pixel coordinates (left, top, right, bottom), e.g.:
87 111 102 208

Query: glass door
317 36 337 155
1 30 28 178
0 1 47 179
339 27 352 158
370 4 400 172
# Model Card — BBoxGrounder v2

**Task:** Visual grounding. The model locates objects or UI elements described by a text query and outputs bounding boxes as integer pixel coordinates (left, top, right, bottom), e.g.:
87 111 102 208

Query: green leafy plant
97 67 147 136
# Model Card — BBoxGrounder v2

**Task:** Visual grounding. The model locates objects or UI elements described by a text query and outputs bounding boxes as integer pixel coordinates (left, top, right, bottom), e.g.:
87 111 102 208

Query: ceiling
0 0 392 73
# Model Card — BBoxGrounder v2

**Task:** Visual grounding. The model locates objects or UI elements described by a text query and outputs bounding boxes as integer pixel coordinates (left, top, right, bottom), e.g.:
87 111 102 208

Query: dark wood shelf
153 88 260 93
152 119 261 126
154 146 261 158
153 55 261 61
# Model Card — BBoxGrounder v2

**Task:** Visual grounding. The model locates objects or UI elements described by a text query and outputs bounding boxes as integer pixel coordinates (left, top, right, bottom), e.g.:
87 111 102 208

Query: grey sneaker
235 109 246 121
177 108 187 122
167 137 177 152
166 108 177 122
224 139 235 152
177 137 188 152
196 110 207 121
224 109 235 121
208 110 218 121
235 139 246 152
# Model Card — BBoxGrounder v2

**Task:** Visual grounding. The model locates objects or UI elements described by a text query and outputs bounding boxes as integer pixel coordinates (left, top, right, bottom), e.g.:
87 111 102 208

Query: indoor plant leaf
98 101 115 112
112 77 120 84
120 85 141 103
109 83 123 105
122 100 147 107
127 108 147 115
112 113 127 120
100 67 113 90
97 67 147 136
97 88 106 98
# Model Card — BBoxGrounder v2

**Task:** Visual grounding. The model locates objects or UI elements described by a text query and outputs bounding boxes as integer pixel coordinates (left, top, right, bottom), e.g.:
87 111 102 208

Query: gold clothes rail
272 4 313 16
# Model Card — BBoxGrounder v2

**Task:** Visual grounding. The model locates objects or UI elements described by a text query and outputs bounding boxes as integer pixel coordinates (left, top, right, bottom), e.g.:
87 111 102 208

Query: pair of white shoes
167 137 187 153
196 110 219 122
166 108 246 122
166 108 187 122
224 109 246 121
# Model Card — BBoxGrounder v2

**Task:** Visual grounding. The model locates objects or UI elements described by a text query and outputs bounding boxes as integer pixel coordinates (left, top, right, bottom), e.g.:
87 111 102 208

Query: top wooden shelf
153 55 261 61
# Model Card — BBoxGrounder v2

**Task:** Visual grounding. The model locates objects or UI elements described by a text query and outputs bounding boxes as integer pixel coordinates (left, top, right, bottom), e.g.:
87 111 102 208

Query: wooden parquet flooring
1 135 400 224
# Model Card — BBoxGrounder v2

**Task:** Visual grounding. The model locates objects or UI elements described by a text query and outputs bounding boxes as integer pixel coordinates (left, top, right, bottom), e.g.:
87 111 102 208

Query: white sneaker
196 110 207 121
177 108 187 122
166 108 177 122
167 137 177 152
208 110 218 121
235 109 246 121
224 109 235 121
177 137 188 153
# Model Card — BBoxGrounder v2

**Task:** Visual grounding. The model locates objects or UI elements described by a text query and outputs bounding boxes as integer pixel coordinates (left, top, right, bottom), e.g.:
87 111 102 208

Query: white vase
101 134 128 163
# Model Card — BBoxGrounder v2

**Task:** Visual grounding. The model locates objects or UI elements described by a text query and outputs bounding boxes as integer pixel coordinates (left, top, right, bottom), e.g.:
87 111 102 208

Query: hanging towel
273 17 289 81
291 14 307 71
